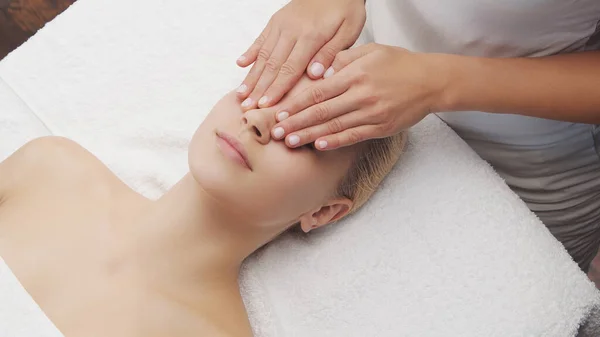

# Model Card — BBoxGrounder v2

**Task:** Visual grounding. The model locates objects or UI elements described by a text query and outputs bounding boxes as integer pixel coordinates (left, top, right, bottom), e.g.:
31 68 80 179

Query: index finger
274 73 350 127
258 39 322 108
237 20 273 68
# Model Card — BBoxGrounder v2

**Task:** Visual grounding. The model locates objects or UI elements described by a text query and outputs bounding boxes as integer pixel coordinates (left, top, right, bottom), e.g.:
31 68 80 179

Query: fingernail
241 98 253 108
277 111 289 121
273 127 285 139
318 140 328 149
288 135 300 146
259 96 269 106
236 84 247 94
310 62 325 77
323 67 335 79
237 55 247 63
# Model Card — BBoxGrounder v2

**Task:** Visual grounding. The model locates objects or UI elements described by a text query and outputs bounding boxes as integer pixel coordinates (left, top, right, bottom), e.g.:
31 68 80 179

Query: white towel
0 0 598 336
0 78 50 161
240 115 600 337
0 80 60 336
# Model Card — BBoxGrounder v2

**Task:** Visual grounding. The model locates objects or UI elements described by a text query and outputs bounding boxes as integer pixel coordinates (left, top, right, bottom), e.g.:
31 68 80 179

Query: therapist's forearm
442 51 600 123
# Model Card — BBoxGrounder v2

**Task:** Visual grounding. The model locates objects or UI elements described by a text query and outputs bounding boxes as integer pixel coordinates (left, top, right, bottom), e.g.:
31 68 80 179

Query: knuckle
361 93 379 106
313 104 330 123
353 70 369 84
279 30 294 42
320 45 338 61
265 58 279 72
257 48 271 61
305 31 327 44
347 129 363 144
310 87 325 104
369 105 386 121
256 33 268 45
279 62 297 76
378 113 395 134
327 117 344 134
300 128 314 141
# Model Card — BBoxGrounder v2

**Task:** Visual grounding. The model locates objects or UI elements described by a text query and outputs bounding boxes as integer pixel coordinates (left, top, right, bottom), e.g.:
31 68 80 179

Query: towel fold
0 78 50 161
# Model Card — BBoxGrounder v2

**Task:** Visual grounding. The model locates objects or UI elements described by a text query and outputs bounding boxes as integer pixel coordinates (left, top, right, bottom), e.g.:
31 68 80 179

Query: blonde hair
283 131 407 235
337 131 407 214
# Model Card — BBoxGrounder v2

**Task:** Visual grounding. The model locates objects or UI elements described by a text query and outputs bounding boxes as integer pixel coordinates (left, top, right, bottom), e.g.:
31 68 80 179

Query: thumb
323 43 375 79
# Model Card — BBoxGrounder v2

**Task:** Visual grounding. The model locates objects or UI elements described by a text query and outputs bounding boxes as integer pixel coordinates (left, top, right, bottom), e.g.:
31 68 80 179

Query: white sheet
0 0 598 336
0 78 50 161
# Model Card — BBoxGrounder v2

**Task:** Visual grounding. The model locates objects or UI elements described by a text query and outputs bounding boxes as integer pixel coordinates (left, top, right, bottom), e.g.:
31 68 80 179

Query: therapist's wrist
434 54 486 113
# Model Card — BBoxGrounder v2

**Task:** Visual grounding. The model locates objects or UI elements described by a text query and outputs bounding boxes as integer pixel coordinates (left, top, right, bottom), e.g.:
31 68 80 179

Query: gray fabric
577 305 600 337
436 112 600 272
431 15 600 271
584 20 600 51
365 0 600 271
365 0 600 58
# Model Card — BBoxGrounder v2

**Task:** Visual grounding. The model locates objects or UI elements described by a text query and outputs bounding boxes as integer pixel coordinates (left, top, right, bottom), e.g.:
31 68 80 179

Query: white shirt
364 0 600 271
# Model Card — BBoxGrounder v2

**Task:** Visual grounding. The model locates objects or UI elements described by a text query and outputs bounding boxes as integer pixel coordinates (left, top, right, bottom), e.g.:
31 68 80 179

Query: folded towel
240 115 600 336
0 78 50 161
0 80 60 336
0 0 598 336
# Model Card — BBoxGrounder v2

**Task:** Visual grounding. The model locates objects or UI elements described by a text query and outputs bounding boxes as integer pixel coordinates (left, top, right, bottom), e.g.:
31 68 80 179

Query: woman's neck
128 173 271 300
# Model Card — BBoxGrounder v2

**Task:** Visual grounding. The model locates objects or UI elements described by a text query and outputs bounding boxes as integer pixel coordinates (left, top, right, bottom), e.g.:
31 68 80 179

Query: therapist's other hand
269 43 454 150
235 0 366 111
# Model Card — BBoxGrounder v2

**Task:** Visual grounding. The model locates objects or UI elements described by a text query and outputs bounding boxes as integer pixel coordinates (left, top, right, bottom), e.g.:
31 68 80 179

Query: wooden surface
0 0 76 60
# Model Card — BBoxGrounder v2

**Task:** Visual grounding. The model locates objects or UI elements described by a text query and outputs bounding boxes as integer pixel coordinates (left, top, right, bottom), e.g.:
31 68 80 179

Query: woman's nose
241 109 275 145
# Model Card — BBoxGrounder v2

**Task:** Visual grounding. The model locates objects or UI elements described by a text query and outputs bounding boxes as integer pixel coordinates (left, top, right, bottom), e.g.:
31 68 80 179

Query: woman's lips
215 131 253 171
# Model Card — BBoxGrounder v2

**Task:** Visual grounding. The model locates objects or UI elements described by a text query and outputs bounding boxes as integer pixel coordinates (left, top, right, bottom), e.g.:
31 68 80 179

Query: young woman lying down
0 75 406 337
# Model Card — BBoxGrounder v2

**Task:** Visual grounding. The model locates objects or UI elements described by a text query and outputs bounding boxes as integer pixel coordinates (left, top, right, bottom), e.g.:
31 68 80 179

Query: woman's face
188 77 357 232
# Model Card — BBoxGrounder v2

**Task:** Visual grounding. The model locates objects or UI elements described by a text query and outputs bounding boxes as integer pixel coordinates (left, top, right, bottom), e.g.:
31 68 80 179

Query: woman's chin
192 170 231 198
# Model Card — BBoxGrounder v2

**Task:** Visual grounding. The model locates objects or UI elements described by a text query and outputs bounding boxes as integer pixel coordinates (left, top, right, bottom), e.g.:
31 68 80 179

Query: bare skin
0 137 253 337
0 76 356 337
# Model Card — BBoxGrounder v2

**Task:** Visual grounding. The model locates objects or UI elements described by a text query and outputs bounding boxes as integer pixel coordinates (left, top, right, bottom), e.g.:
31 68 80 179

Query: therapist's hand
268 43 454 150
235 0 366 111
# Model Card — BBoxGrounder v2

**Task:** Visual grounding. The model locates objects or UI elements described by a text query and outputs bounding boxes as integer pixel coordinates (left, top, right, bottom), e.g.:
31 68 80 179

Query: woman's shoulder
0 136 111 196
1 136 96 175
9 136 86 161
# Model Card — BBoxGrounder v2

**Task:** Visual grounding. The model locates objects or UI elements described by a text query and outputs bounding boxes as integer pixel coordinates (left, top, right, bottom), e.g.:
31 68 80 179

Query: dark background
0 0 76 60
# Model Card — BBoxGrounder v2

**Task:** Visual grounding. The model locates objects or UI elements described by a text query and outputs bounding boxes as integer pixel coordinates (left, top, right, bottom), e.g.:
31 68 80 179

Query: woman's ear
299 198 353 233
